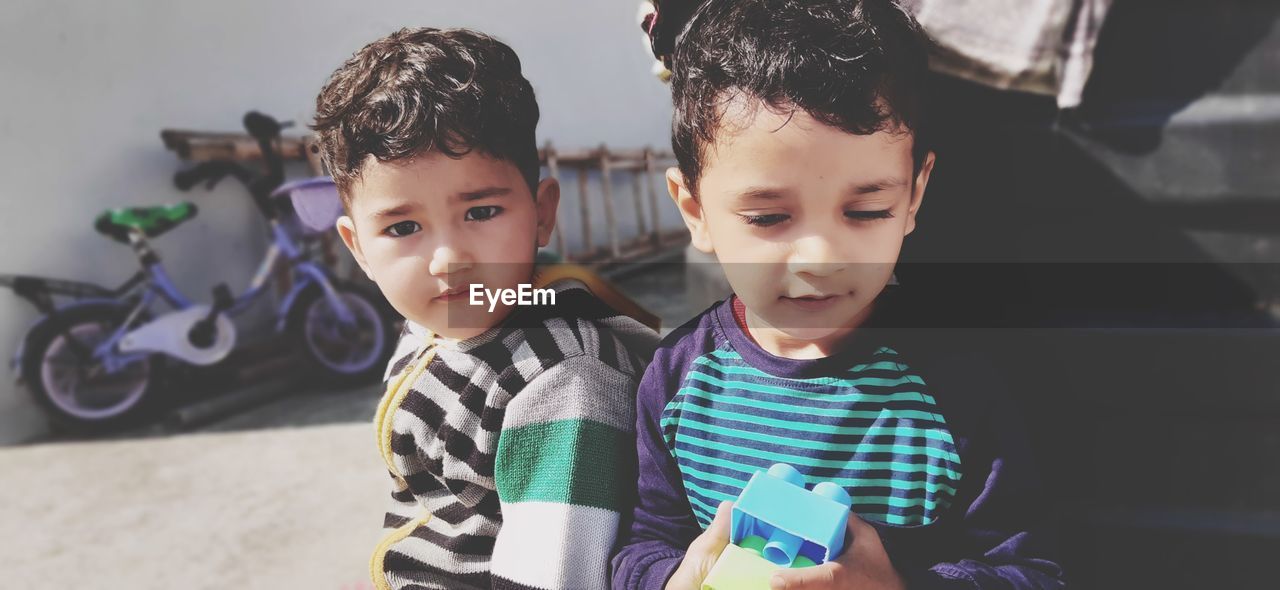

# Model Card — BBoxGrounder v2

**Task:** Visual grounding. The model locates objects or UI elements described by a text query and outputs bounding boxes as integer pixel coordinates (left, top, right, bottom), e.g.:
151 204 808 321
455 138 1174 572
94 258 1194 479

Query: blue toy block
730 463 853 567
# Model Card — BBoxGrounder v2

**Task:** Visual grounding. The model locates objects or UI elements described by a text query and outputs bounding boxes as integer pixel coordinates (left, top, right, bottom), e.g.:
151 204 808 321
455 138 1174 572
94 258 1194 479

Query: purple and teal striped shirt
612 294 1065 590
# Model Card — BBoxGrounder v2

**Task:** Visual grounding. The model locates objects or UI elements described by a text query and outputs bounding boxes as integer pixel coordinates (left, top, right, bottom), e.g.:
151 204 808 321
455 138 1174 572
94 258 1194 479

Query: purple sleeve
611 336 704 590
888 355 1066 589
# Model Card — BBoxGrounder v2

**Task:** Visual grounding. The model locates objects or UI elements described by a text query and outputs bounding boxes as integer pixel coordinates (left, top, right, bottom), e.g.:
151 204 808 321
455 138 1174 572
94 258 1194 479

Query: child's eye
741 213 789 227
465 206 503 222
845 209 894 221
383 220 421 237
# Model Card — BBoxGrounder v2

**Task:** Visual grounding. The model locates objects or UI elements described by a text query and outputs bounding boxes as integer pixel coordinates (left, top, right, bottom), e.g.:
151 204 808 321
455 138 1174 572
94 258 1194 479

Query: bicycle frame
86 219 356 373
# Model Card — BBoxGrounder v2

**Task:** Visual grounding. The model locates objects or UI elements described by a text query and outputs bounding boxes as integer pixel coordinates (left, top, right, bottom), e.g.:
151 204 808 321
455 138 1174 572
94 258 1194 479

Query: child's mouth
781 294 841 311
434 286 468 302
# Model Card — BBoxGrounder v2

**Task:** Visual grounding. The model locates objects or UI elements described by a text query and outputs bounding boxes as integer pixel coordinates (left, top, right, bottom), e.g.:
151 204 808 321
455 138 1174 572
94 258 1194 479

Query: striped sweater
613 294 1066 589
372 267 660 590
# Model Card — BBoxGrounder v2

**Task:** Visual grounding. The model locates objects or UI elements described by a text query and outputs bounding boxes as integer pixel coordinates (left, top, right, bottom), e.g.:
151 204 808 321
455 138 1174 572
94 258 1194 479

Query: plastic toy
701 463 853 590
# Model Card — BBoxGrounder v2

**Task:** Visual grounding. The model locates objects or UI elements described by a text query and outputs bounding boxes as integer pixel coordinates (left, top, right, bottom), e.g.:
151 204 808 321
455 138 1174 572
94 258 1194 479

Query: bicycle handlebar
243 111 282 140
172 167 205 191
243 111 286 220
171 111 290 221
173 161 254 192
242 112 293 139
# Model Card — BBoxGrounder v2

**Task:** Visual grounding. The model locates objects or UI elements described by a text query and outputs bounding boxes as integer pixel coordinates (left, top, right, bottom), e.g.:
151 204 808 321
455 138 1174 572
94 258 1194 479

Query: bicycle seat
94 202 198 244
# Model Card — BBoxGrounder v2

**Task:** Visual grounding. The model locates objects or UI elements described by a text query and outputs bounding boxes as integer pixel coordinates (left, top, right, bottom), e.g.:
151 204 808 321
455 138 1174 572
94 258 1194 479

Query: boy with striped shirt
314 28 660 590
614 1 1064 589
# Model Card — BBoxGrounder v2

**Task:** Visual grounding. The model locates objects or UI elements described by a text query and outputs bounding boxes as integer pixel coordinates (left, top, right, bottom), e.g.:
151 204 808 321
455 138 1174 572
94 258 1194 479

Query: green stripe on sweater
495 418 631 511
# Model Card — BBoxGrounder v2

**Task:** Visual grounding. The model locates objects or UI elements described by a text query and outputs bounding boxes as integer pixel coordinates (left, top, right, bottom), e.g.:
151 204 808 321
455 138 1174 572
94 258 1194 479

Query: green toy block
701 536 818 590
702 542 779 590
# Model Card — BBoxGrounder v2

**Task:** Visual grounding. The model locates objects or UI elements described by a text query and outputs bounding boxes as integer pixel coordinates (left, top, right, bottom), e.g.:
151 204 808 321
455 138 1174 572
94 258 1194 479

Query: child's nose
427 243 473 276
787 235 844 278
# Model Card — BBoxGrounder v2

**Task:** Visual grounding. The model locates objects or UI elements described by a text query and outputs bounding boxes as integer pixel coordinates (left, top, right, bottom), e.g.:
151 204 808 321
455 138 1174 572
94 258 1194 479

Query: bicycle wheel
21 303 158 431
287 282 396 385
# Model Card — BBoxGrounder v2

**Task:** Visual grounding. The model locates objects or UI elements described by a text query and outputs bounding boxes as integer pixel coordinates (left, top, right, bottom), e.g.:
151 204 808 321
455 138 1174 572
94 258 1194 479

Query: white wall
0 0 675 443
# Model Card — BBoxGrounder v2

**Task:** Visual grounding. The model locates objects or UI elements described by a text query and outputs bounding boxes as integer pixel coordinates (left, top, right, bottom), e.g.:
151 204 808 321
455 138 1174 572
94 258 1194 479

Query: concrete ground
0 262 708 588
0 418 386 589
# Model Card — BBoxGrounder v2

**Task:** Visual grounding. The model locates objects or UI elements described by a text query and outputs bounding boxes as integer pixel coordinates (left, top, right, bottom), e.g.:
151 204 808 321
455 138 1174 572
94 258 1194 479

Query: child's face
336 151 559 340
670 102 934 356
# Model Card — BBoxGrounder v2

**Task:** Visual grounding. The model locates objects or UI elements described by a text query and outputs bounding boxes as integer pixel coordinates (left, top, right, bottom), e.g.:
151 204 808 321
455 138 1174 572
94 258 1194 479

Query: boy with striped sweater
614 1 1064 589
315 28 660 589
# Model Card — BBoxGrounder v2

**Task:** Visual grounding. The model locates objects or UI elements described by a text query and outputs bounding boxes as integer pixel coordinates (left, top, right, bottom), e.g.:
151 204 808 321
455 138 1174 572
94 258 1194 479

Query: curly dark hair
666 0 931 195
313 27 540 204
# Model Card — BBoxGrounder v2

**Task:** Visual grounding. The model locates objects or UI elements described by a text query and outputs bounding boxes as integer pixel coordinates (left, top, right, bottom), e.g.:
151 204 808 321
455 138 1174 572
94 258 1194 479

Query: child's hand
768 512 905 590
664 501 734 590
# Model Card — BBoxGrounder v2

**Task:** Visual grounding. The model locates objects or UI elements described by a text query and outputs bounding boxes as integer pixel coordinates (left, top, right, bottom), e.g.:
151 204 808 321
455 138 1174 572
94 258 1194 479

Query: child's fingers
684 501 734 581
689 501 733 555
703 500 733 543
769 561 842 590
661 491 735 588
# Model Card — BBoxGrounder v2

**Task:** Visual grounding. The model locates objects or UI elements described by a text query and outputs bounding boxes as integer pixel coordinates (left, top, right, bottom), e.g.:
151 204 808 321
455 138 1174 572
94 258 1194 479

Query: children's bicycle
0 112 397 431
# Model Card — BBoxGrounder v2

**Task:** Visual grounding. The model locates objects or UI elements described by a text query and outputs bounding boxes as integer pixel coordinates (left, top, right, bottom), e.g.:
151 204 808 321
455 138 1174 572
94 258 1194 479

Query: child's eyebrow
734 178 908 202
850 177 910 194
457 187 512 201
371 203 417 219
367 187 511 219
735 187 790 202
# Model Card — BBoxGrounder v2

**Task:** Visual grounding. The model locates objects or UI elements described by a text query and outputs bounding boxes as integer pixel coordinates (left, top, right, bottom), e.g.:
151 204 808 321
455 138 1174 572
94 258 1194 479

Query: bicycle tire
20 303 159 432
287 282 396 386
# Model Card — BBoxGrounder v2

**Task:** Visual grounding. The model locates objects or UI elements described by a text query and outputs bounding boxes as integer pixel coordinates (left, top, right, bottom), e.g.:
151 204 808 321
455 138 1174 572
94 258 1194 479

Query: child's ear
336 216 375 281
533 177 561 248
905 151 936 237
667 167 713 254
